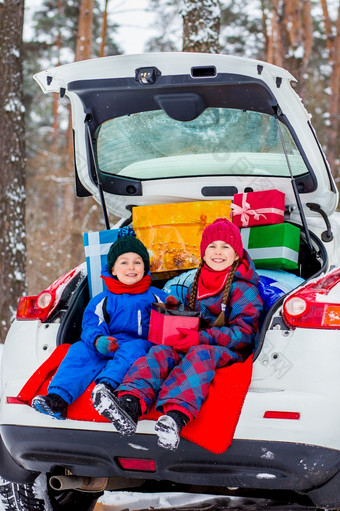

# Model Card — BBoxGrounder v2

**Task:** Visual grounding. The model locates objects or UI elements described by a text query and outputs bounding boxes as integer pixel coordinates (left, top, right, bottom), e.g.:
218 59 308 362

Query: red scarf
197 263 231 299
101 274 152 295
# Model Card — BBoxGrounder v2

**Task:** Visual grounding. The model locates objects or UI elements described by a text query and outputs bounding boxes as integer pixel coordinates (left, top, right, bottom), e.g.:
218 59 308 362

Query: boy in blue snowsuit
32 227 166 419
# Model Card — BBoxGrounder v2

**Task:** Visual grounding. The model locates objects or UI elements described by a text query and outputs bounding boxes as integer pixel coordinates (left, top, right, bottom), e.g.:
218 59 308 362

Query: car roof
34 53 337 219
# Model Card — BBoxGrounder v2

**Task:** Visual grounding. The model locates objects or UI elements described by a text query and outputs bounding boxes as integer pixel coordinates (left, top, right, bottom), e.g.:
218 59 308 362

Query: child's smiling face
112 252 145 285
203 240 239 271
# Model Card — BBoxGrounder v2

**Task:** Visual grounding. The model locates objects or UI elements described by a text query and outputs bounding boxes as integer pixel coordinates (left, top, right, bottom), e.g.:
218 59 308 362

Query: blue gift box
83 230 119 298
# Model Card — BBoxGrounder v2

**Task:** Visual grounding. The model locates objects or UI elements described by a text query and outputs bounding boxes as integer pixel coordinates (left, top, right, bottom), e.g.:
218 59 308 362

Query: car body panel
1 424 339 492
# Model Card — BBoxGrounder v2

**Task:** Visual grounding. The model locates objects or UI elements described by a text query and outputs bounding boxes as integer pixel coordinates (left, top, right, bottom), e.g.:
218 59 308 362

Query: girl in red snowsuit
92 218 263 450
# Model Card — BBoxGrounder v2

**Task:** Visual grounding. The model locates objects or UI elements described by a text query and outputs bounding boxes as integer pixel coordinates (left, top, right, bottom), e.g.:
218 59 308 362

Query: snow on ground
96 492 224 510
95 492 315 511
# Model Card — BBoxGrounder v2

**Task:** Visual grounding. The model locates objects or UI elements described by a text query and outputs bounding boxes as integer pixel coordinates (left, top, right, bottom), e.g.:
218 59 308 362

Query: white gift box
83 230 119 298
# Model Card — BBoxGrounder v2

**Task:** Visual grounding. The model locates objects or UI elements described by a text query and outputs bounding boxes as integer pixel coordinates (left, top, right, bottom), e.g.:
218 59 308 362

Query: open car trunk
55 218 327 349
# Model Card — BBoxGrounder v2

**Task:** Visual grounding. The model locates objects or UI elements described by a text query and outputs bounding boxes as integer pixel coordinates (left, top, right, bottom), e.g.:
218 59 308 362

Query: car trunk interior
55 222 327 348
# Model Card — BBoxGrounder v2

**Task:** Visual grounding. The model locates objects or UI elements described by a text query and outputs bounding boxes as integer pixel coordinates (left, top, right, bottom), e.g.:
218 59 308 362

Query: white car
1 52 340 511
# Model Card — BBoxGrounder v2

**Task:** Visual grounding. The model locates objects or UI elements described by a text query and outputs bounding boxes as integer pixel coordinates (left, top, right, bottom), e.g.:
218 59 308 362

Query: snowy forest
0 0 340 342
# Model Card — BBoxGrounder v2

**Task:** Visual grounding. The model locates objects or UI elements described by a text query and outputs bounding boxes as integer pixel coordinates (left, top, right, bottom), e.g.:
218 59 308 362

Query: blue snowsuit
48 265 167 404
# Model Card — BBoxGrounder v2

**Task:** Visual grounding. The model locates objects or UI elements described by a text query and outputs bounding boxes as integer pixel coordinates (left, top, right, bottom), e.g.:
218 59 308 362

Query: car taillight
7 397 25 404
282 267 340 329
263 411 300 420
16 265 84 322
17 291 55 321
116 457 156 472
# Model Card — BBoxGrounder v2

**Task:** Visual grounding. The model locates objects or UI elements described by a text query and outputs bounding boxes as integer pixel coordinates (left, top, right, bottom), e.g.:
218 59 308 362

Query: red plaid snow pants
118 344 234 419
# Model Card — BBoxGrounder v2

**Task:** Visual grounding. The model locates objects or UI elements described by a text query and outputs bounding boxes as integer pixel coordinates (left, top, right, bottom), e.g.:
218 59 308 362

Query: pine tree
145 0 183 52
0 0 26 341
262 0 313 97
23 0 121 294
219 2 265 58
320 0 340 177
182 0 221 52
145 0 339 180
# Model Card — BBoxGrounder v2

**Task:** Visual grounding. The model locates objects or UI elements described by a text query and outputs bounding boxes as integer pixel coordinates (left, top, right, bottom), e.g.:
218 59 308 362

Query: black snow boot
32 393 68 420
92 383 141 436
155 410 189 451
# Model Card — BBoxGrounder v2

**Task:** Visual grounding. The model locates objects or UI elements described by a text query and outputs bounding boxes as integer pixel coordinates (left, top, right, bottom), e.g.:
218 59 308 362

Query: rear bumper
1 424 340 495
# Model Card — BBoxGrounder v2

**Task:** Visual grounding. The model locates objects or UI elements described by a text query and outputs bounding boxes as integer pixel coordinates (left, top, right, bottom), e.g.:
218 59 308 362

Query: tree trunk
99 0 109 58
75 0 94 61
264 0 313 96
182 0 221 53
69 0 94 162
67 0 96 266
51 0 63 153
322 0 340 178
0 0 26 341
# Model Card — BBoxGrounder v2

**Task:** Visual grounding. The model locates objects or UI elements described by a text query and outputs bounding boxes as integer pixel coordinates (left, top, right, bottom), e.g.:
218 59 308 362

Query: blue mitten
95 336 118 355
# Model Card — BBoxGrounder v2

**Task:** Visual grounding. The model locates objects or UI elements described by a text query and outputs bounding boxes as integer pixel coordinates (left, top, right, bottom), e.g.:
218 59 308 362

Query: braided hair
188 260 205 311
189 259 240 327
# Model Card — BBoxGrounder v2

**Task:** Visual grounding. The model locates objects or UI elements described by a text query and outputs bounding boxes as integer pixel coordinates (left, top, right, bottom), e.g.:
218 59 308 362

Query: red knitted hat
200 218 243 259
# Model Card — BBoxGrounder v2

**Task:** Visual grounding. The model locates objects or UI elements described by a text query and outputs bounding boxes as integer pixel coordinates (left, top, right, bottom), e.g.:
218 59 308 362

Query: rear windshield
95 107 308 180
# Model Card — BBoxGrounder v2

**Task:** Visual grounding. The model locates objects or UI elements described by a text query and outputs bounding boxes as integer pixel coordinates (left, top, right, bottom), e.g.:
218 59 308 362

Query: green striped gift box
241 223 300 270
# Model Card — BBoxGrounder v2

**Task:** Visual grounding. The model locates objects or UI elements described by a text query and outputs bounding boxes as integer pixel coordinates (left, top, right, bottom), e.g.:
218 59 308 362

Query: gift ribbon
231 194 284 227
247 246 298 263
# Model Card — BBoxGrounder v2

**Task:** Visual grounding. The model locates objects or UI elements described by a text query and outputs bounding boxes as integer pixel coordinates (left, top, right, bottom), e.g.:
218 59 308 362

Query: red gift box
148 303 200 345
231 189 285 228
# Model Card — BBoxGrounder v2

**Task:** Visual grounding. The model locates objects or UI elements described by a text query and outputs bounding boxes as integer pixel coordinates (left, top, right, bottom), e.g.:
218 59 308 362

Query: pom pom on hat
200 218 243 259
107 226 150 275
117 226 136 239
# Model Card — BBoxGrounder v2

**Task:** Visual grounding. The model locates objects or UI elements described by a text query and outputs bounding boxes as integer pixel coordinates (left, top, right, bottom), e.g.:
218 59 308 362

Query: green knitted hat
107 226 150 276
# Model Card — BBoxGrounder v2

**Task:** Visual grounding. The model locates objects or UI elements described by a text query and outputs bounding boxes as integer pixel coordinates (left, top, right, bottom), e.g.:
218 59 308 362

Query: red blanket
17 344 252 454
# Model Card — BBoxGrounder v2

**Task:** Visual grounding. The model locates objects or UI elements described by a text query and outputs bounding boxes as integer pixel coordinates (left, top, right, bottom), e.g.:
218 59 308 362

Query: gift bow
231 194 284 227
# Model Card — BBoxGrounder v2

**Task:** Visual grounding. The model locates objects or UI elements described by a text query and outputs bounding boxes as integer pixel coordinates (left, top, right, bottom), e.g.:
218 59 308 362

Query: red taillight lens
283 267 340 329
116 457 156 472
7 397 25 404
17 291 55 322
263 411 300 420
16 265 84 322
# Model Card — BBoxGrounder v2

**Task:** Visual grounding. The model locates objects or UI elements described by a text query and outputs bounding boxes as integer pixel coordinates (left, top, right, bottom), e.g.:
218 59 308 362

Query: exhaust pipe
49 475 108 492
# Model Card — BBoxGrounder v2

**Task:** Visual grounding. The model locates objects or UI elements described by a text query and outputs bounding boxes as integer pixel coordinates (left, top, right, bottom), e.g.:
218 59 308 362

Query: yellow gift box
133 200 232 273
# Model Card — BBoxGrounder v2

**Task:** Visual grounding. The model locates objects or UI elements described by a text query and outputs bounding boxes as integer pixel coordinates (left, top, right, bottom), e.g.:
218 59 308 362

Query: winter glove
166 328 200 353
165 295 180 306
95 336 119 355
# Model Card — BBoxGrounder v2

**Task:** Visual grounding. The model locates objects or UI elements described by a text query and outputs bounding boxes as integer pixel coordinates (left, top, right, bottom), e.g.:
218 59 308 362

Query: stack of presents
133 189 299 274
84 189 300 298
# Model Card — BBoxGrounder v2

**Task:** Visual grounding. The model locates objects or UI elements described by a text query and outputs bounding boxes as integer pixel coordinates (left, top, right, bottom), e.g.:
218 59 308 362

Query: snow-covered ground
95 492 313 510
95 492 314 510
97 492 228 510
